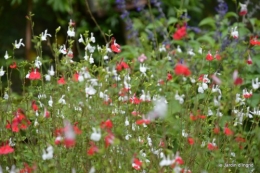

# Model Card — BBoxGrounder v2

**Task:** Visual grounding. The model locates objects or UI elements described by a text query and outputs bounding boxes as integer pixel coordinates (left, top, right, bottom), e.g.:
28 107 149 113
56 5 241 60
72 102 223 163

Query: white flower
85 85 96 95
67 27 75 37
212 85 221 95
0 66 5 77
78 34 84 43
175 91 185 104
252 78 260 90
90 127 101 141
89 54 94 64
182 129 188 137
231 26 238 38
125 117 129 126
125 134 132 140
4 51 9 59
187 49 195 56
58 95 66 105
106 43 112 53
3 92 9 100
48 96 53 107
34 56 42 68
103 55 109 60
14 39 25 49
48 65 55 76
85 43 95 53
140 64 148 76
45 74 51 81
90 32 95 43
198 47 203 54
177 45 182 53
42 145 54 160
41 29 51 41
59 45 67 55
198 84 204 93
147 97 167 120
9 138 15 147
89 167 95 173
159 44 166 52
214 95 221 107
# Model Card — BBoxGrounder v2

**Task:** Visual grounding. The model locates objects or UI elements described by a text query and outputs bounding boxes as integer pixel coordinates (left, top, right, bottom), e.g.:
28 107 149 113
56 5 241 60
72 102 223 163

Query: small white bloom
4 51 9 59
252 78 260 90
103 55 109 60
41 29 51 41
187 49 195 56
42 145 54 160
90 127 101 141
89 167 95 173
45 74 51 81
0 66 5 76
125 134 132 140
90 32 95 43
89 54 94 64
231 26 238 38
3 92 9 100
9 138 15 147
125 117 129 126
85 43 95 53
14 39 25 49
85 85 96 95
177 45 182 53
58 95 66 105
198 47 203 54
159 44 166 52
140 64 148 76
67 27 75 37
198 84 204 93
34 56 42 68
59 45 67 55
78 34 84 43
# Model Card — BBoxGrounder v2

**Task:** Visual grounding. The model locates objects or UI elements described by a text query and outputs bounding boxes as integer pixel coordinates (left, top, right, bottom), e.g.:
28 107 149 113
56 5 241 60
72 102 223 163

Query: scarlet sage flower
174 64 191 76
172 25 186 40
224 127 233 136
247 55 252 65
0 144 14 155
116 59 129 72
110 37 121 53
105 132 115 148
233 70 243 85
100 119 113 129
167 73 173 81
136 119 151 125
214 51 221 61
130 94 141 104
187 137 194 145
28 68 41 80
250 36 260 46
57 77 66 84
207 143 218 150
206 52 214 61
87 142 98 156
10 62 17 69
213 126 220 134
6 109 31 132
31 101 38 111
239 3 247 16
19 163 36 173
132 158 142 170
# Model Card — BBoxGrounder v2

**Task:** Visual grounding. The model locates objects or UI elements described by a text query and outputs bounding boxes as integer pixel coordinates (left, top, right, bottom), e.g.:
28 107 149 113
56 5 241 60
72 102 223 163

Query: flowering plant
0 0 260 172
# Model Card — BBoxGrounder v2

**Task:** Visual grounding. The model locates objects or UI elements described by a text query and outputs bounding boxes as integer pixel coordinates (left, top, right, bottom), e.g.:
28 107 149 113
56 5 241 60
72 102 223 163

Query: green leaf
167 17 178 26
224 12 238 19
197 35 215 47
199 17 216 29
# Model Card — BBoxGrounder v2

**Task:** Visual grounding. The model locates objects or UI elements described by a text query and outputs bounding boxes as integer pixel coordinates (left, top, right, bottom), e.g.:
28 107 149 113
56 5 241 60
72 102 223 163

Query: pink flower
0 144 14 155
138 54 147 63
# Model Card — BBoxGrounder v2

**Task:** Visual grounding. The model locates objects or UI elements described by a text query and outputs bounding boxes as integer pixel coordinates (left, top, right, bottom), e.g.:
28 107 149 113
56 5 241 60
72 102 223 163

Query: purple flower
215 0 228 16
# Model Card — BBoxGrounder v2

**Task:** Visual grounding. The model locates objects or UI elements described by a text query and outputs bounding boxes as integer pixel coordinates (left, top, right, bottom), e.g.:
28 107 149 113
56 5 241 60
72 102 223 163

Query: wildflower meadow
0 0 260 172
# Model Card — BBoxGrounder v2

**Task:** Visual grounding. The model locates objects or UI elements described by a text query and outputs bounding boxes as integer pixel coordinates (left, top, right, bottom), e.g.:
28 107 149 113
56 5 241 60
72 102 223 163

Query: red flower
235 136 246 143
28 68 41 80
174 64 191 76
136 119 151 125
31 101 38 111
206 52 214 61
175 156 184 165
87 142 98 156
247 55 253 65
19 163 36 173
73 73 79 81
116 59 129 72
172 26 186 40
130 94 141 104
101 119 113 129
10 62 17 69
132 158 142 170
187 137 194 145
110 37 121 53
0 144 14 155
57 77 66 84
167 73 173 81
224 127 233 136
213 126 220 134
207 143 218 150
6 109 31 132
250 36 260 46
105 132 115 148
215 52 221 61
73 122 82 134
233 70 243 85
